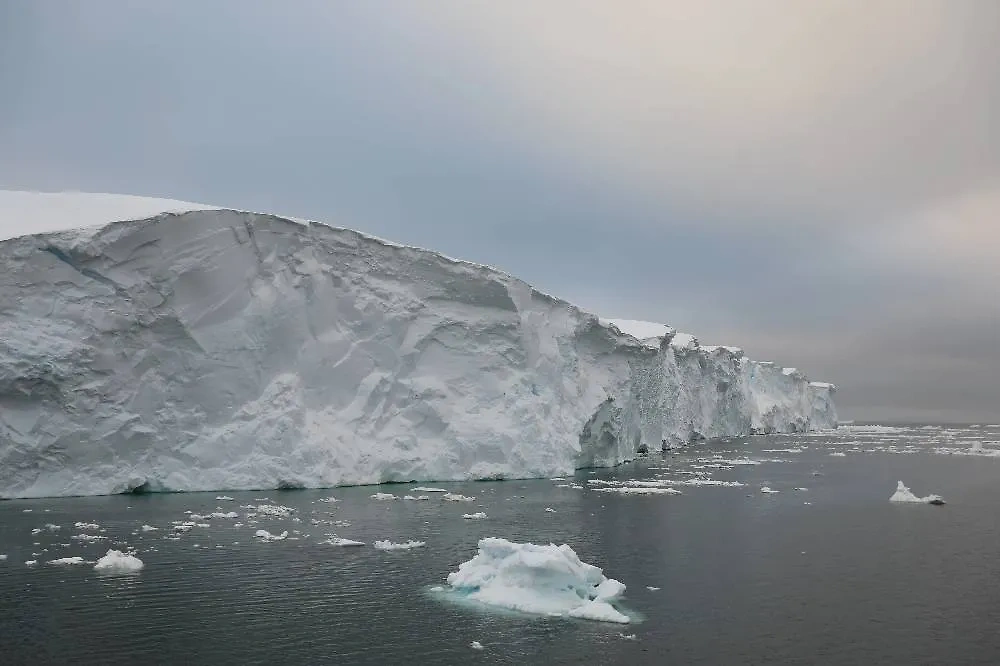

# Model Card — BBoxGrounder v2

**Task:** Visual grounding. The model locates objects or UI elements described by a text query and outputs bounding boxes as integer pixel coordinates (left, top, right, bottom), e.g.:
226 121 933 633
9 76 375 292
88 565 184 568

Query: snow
889 481 944 505
94 549 144 573
0 191 838 499
254 529 289 542
47 556 86 566
446 537 630 623
463 512 488 519
373 540 426 550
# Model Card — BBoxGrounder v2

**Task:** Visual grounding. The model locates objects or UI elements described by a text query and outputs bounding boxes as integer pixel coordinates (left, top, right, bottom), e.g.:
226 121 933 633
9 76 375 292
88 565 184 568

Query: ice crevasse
0 191 837 499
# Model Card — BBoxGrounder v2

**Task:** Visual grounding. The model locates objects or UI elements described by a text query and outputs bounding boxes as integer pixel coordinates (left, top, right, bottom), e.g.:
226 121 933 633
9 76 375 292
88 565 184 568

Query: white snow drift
0 191 837 498
445 537 630 623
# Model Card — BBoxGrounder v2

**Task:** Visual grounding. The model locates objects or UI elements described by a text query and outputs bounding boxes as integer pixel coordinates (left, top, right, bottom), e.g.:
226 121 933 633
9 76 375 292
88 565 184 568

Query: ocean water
1 424 999 665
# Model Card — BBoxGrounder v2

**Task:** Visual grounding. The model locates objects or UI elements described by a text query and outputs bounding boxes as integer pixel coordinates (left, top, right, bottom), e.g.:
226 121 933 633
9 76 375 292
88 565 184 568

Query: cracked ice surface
0 191 837 498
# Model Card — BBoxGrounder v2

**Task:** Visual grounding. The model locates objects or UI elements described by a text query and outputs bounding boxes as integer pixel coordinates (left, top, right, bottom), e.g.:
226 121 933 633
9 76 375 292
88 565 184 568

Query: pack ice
0 191 837 498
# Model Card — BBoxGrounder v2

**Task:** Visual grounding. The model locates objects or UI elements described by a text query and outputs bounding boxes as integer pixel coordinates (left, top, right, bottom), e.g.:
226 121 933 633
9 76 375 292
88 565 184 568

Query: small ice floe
253 504 295 517
592 486 681 495
209 512 239 519
413 487 448 493
445 537 630 623
463 512 487 520
889 481 945 505
829 452 847 457
31 528 42 535
318 497 339 503
215 495 235 501
550 477 567 481
373 540 426 551
25 560 38 566
811 471 823 476
321 537 365 547
646 586 660 591
94 550 144 573
403 495 430 501
793 487 809 491
442 493 475 502
762 448 804 454
254 530 289 542
618 633 637 641
47 557 86 566
470 641 484 650
760 486 780 494
570 484 584 490
0 555 7 561
74 522 100 531
669 478 746 487
370 492 398 501
172 522 196 533
72 534 107 543
22 509 32 513
544 507 556 513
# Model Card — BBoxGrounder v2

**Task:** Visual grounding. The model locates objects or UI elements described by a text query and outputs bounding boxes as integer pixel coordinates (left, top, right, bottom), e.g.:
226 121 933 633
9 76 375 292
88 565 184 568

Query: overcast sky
2 1 998 422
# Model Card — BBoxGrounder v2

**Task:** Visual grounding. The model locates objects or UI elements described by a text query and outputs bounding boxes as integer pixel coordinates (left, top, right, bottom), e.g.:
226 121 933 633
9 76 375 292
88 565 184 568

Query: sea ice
646 586 660 591
74 522 100 530
370 492 398 501
0 555 6 561
470 641 484 650
462 512 487 520
47 557 86 566
544 507 556 513
25 560 38 566
253 504 294 517
413 487 449 493
444 537 630 623
254 530 289 542
374 540 426 550
592 486 681 495
829 452 847 457
889 481 944 505
442 493 475 502
94 549 144 573
321 537 365 547
215 496 234 501
760 487 780 494
403 495 430 501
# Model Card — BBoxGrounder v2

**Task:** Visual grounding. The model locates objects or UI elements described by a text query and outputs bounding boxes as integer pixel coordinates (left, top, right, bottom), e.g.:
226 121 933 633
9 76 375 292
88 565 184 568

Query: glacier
0 191 837 499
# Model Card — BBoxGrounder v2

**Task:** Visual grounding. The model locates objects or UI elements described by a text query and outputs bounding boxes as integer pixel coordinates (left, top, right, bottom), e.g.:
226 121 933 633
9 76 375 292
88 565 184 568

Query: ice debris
412 487 449 493
94 549 144 573
321 537 365 547
889 481 944 505
470 641 484 650
373 540 426 550
370 492 398 501
254 529 289 542
442 493 475 502
462 512 487 520
47 557 86 566
445 537 630 623
215 496 234 501
760 487 780 494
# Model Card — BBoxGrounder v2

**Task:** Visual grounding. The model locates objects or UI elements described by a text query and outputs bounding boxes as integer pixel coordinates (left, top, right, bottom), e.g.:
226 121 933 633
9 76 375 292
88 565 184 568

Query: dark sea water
2 424 999 665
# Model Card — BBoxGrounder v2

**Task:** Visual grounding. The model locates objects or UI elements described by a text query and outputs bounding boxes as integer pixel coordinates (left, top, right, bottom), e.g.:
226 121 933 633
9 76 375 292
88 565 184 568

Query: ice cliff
0 192 837 499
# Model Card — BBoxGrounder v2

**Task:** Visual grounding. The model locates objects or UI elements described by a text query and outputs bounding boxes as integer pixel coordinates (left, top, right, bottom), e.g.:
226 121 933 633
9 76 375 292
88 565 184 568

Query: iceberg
0 191 838 498
373 540 426 550
93 549 144 573
889 481 945 505
445 537 630 623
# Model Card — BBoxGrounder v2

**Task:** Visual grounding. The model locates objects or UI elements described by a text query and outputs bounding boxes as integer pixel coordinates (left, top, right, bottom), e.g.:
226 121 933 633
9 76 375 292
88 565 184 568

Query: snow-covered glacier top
0 191 837 498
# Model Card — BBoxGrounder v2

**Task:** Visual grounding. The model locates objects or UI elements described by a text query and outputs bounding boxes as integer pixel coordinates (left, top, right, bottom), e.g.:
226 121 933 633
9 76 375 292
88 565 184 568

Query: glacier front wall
0 209 836 498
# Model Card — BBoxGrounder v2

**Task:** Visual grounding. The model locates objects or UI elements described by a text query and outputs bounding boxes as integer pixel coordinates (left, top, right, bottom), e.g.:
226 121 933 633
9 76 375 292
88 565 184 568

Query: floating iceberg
254 529 289 542
94 549 144 573
889 481 944 505
0 191 837 499
373 540 426 551
321 537 365 547
47 556 86 566
444 537 630 623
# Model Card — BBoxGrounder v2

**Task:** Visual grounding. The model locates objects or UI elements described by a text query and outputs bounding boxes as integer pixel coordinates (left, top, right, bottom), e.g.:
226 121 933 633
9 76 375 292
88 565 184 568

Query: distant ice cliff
0 192 837 498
